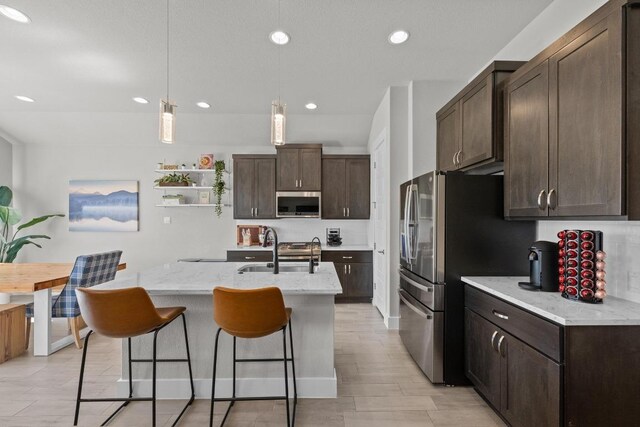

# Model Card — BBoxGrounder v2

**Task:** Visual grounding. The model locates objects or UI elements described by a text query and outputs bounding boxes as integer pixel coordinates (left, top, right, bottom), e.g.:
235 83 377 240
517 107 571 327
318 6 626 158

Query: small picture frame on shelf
198 191 210 204
199 154 214 169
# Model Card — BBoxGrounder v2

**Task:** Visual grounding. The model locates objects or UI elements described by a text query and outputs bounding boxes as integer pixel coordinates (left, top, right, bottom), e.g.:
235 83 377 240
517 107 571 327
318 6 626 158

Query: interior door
504 61 550 218
549 14 622 216
373 142 387 315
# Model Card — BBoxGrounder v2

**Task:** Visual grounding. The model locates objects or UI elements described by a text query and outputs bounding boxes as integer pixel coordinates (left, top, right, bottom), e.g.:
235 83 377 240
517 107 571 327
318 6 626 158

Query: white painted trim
116 371 337 399
385 316 400 330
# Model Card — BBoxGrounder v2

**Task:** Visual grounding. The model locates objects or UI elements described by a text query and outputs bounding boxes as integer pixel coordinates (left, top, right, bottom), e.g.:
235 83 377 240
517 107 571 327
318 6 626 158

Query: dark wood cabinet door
459 75 493 168
504 61 550 218
464 308 502 408
321 158 346 219
233 158 255 219
299 148 322 191
345 158 370 219
500 331 561 427
346 263 373 299
276 148 299 191
333 262 348 298
549 13 622 217
437 103 461 171
254 158 276 219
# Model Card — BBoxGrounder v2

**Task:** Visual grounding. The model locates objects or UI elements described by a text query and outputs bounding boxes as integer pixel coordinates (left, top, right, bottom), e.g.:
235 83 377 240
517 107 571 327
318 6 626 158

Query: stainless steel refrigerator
399 171 535 385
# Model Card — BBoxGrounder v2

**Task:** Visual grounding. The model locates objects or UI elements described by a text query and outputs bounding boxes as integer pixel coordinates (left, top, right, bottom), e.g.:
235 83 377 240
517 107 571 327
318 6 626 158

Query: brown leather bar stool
74 287 195 427
210 286 297 427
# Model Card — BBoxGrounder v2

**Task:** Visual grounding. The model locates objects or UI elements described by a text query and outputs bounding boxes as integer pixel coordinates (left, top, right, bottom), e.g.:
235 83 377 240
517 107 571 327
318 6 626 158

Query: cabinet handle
492 310 509 320
547 188 557 210
452 152 458 167
344 265 347 274
255 207 258 216
300 179 303 188
342 256 353 259
377 250 385 255
490 331 499 351
347 208 350 217
537 190 547 211
457 150 463 165
245 256 256 260
497 335 506 357
343 208 346 217
348 264 351 274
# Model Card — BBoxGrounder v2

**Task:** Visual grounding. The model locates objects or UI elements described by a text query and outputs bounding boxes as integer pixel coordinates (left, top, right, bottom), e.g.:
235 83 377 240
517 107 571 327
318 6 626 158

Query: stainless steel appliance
399 171 535 385
518 241 560 292
276 192 321 218
278 241 321 261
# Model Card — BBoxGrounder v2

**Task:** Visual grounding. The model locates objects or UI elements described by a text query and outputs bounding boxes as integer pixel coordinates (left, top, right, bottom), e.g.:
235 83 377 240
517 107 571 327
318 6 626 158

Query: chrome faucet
309 237 321 274
262 227 279 274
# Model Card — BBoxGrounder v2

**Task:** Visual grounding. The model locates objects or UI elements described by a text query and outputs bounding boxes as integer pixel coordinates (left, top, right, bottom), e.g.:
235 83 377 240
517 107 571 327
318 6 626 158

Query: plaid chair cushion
25 250 123 318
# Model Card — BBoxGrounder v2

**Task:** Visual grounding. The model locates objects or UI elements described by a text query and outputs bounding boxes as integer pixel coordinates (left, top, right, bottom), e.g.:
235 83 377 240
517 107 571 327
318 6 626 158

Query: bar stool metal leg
128 338 133 398
74 330 93 426
288 319 297 425
210 328 222 427
152 329 159 426
282 327 291 427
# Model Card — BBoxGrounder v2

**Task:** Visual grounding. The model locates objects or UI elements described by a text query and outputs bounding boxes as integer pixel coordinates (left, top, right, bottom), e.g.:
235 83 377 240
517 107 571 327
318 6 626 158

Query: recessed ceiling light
388 30 410 45
305 103 318 110
0 5 30 23
269 30 290 45
132 97 149 104
15 95 34 103
196 101 211 109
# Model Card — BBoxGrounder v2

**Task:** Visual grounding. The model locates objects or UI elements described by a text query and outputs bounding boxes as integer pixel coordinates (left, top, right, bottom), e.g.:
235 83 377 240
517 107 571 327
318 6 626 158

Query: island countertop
462 276 640 326
94 261 342 296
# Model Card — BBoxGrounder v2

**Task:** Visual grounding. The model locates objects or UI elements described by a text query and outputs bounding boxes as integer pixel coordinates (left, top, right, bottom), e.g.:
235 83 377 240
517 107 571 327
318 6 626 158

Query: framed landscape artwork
69 180 139 232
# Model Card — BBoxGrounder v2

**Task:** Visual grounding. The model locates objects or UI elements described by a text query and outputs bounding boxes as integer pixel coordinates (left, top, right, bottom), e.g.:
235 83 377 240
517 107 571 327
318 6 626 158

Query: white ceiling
0 0 552 145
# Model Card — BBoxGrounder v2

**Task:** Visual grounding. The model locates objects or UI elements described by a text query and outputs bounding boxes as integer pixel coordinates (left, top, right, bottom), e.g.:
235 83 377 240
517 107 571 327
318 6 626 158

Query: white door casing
373 133 389 320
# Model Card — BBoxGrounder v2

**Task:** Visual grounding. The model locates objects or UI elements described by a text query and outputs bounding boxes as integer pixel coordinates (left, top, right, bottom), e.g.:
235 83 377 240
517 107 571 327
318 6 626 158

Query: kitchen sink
237 264 318 273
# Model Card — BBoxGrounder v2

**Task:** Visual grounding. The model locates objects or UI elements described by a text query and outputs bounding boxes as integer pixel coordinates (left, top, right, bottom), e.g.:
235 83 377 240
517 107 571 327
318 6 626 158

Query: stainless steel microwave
276 192 321 218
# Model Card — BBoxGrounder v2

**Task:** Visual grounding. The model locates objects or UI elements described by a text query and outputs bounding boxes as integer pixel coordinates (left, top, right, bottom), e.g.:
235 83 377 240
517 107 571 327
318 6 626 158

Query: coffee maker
518 241 559 291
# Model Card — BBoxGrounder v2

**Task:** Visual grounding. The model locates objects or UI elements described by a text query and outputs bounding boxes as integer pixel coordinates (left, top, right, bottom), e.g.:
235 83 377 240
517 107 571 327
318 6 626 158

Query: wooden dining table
0 262 126 356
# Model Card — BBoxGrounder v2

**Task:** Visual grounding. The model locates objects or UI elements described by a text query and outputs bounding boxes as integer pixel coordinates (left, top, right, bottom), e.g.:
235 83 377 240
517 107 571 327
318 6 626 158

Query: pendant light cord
166 0 170 101
277 0 281 104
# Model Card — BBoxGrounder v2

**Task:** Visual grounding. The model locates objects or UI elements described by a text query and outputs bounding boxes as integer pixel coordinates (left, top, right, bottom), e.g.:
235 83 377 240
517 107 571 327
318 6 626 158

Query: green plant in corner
213 160 226 217
0 186 64 263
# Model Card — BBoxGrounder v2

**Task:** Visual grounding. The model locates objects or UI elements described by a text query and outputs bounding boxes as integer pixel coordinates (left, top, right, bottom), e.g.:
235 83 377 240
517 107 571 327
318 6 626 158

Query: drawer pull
497 335 506 357
399 290 432 319
490 331 499 351
244 256 256 260
492 310 509 320
342 256 353 259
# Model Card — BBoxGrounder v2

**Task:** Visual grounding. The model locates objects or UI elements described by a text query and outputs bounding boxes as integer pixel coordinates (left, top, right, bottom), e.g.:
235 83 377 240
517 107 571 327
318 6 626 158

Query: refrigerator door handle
403 185 412 261
399 269 434 293
398 290 431 319
410 184 420 260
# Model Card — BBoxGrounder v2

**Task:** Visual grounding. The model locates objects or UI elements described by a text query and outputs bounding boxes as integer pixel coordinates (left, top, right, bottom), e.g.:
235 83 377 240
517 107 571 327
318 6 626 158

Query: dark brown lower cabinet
465 285 640 426
323 251 373 302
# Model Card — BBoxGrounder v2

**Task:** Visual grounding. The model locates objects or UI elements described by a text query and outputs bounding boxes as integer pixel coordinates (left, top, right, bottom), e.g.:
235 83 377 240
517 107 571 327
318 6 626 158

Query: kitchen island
94 261 342 399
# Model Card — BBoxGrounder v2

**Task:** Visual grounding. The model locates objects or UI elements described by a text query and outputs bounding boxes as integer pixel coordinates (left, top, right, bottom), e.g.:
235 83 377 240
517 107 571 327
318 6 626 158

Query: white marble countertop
95 262 342 296
228 244 372 251
462 276 640 326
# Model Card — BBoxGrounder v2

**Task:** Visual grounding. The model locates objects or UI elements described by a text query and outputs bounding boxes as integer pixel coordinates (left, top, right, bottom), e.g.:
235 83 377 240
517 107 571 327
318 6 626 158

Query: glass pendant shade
159 99 176 144
271 100 286 146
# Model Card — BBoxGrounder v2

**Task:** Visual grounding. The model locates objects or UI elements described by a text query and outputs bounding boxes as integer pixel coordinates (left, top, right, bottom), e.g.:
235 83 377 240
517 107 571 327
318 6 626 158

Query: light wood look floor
0 304 505 426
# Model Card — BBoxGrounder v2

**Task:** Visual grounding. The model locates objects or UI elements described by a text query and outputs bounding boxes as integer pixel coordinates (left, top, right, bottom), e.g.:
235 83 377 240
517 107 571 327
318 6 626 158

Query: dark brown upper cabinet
321 155 370 219
276 145 322 191
505 0 639 219
233 155 276 219
436 61 524 174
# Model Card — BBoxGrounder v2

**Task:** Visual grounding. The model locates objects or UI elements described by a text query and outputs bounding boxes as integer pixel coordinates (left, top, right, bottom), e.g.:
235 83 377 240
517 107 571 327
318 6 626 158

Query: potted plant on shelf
154 173 193 187
0 186 64 263
213 160 226 217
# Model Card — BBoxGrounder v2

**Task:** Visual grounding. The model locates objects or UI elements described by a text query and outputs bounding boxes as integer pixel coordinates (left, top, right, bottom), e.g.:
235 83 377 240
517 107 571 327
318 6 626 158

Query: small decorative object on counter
557 230 606 303
242 229 251 246
258 226 265 245
326 228 342 246
199 154 214 169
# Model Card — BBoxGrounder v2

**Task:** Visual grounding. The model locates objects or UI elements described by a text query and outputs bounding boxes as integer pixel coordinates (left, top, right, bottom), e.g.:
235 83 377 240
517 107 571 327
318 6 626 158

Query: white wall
11 141 369 272
0 137 11 188
408 80 466 177
368 86 410 327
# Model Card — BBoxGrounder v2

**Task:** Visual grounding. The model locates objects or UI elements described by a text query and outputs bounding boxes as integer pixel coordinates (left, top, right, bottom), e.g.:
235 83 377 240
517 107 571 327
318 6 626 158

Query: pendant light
271 0 286 146
160 0 176 144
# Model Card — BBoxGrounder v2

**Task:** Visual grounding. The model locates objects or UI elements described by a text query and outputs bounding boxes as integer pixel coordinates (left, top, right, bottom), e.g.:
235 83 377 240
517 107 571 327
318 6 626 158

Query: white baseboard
385 315 400 330
116 370 337 399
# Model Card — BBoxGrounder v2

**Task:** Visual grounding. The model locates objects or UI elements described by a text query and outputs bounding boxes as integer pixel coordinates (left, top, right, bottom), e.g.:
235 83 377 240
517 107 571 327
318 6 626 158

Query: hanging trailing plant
213 160 226 217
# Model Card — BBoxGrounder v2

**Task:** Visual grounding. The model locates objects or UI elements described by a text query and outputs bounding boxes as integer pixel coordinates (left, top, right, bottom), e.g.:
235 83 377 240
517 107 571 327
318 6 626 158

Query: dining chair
25 250 123 349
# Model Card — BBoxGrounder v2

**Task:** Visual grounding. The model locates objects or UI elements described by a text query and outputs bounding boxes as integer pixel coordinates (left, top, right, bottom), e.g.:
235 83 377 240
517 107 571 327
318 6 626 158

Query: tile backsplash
538 221 640 304
234 219 370 246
